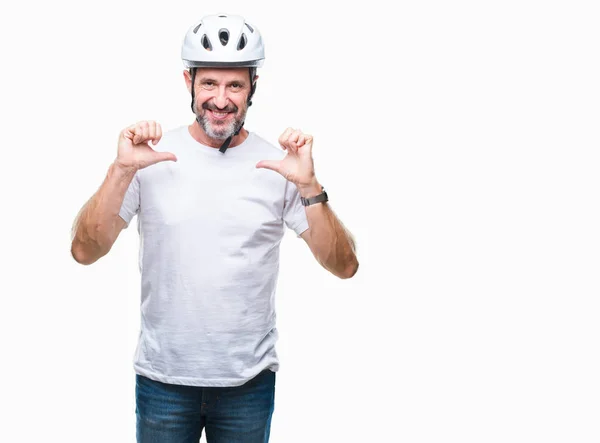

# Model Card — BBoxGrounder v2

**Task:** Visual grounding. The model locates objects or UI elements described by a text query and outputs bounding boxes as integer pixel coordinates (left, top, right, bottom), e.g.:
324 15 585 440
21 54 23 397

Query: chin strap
189 67 257 154
218 123 243 153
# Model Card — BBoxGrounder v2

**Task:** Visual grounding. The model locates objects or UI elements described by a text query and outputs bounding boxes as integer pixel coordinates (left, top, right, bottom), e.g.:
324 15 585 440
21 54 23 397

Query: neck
188 121 249 149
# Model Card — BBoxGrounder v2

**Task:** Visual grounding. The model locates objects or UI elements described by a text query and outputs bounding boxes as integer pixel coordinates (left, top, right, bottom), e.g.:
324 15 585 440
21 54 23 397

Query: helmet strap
218 123 243 153
190 68 197 113
248 67 257 106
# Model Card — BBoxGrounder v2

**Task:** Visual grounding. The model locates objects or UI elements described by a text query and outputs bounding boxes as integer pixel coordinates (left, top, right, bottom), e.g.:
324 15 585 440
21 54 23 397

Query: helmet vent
219 29 230 46
201 35 212 51
237 33 247 50
193 23 202 34
245 23 254 33
218 14 227 18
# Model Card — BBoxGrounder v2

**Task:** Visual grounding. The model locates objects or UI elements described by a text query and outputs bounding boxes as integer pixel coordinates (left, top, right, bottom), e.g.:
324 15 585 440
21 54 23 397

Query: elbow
70 242 98 266
339 258 359 279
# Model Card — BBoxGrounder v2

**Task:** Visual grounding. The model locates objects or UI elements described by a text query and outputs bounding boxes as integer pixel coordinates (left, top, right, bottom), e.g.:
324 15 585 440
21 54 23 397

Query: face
186 67 254 140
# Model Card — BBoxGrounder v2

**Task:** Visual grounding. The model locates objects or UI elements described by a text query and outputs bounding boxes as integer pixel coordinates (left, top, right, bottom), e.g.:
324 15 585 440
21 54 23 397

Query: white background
1 0 599 442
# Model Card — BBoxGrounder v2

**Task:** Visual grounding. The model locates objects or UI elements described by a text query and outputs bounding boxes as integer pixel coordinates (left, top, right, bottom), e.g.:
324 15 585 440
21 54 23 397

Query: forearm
71 162 136 265
299 182 359 279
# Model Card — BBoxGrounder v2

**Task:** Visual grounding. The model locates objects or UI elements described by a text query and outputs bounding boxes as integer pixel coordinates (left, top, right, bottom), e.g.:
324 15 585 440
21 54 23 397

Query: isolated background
1 0 599 442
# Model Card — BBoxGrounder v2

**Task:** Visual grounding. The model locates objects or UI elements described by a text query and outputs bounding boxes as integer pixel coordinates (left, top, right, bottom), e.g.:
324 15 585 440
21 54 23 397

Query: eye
202 81 215 89
231 82 243 89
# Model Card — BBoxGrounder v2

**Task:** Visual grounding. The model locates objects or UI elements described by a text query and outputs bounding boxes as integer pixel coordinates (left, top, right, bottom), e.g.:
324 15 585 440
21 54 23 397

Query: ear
183 69 192 94
253 74 260 85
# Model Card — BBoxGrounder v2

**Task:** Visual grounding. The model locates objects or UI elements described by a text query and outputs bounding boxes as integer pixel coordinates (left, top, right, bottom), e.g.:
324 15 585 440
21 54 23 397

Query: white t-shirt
118 125 309 387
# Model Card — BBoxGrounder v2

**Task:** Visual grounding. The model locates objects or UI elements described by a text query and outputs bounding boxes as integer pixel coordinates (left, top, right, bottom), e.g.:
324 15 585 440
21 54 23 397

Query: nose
213 86 229 109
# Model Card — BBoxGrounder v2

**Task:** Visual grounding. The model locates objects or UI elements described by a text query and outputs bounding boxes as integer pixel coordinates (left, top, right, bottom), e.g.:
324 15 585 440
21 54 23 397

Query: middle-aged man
71 13 358 443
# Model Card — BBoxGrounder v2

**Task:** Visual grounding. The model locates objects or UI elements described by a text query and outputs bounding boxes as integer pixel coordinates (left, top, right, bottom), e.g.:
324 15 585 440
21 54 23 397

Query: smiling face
185 67 254 140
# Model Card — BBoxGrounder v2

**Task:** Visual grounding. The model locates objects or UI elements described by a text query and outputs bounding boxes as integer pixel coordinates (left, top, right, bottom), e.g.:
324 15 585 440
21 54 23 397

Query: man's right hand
115 121 177 171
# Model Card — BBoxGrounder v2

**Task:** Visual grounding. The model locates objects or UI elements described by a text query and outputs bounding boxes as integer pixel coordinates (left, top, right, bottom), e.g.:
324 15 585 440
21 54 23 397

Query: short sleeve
118 172 140 229
283 180 309 237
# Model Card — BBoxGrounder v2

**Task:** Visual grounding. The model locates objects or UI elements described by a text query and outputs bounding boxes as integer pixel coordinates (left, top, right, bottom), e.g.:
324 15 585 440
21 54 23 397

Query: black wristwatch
301 188 328 206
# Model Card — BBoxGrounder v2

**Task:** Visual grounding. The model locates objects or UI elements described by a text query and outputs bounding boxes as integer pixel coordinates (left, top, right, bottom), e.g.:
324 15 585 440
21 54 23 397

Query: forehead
195 67 249 81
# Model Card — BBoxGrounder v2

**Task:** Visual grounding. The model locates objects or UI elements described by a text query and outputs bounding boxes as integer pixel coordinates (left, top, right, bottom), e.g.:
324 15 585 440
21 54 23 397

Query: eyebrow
198 77 246 86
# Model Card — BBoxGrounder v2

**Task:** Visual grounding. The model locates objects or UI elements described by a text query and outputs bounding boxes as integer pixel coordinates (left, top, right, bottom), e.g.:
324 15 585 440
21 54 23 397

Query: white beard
198 115 238 140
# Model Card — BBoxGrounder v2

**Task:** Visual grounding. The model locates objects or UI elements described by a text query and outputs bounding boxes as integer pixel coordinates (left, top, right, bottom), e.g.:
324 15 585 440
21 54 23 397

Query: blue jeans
135 370 276 443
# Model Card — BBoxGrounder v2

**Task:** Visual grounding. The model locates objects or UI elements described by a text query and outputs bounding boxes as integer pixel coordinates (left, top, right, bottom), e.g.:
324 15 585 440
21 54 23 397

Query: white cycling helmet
182 14 265 68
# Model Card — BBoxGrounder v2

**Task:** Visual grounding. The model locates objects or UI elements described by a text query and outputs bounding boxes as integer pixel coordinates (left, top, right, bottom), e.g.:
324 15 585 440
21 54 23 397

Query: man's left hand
256 128 321 195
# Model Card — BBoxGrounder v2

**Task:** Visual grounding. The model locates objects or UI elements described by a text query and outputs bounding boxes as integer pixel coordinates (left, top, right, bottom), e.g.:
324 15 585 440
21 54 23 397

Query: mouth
207 109 234 120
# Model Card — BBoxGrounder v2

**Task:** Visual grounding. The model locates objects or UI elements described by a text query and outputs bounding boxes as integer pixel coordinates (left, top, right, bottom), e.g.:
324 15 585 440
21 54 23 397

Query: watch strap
301 188 328 206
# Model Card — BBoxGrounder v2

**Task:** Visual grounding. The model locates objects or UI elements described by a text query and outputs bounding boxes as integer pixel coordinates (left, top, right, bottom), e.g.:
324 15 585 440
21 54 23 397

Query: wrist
112 160 138 180
298 179 322 198
113 159 138 176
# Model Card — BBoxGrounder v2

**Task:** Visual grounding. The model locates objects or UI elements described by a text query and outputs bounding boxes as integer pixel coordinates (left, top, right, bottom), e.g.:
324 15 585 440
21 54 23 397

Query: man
71 13 358 443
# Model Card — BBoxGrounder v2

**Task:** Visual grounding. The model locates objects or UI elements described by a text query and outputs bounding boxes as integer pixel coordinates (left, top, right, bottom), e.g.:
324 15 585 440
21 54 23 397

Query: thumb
256 160 282 174
154 151 178 163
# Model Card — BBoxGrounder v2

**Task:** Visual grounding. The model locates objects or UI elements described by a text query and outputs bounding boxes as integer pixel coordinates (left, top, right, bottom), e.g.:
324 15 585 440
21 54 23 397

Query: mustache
202 102 238 113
